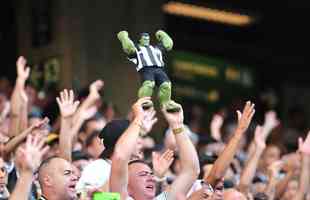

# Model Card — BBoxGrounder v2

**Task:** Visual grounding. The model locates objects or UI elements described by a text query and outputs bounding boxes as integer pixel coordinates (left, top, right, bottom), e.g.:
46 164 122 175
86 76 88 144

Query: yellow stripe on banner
163 1 254 26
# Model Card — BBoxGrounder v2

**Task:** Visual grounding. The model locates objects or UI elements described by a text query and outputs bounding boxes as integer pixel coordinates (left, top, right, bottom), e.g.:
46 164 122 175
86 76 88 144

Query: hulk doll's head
139 33 150 46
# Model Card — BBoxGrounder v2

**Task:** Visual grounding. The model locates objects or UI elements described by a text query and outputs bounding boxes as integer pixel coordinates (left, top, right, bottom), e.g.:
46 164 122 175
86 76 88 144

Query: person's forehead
129 162 151 172
51 158 73 171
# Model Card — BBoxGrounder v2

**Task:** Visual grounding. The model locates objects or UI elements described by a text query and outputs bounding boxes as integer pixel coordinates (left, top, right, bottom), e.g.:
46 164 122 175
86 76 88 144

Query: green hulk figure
117 30 180 112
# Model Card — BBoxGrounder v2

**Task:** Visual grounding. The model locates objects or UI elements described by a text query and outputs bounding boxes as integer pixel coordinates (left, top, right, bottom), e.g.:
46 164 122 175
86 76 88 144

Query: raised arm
264 161 283 200
110 97 152 200
293 133 310 200
247 110 279 156
73 80 103 123
117 31 136 55
9 56 30 137
274 163 295 199
2 117 49 161
155 30 173 51
152 149 174 180
9 134 49 200
162 102 200 199
206 101 255 187
238 126 266 194
210 114 224 142
57 89 80 162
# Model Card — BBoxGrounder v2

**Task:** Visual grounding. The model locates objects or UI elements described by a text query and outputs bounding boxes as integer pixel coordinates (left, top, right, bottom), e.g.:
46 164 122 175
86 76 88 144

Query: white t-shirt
76 159 111 192
127 191 169 200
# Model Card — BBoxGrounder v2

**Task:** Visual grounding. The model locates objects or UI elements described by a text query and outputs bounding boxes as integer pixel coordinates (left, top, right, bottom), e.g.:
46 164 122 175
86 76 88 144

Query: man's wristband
172 127 184 135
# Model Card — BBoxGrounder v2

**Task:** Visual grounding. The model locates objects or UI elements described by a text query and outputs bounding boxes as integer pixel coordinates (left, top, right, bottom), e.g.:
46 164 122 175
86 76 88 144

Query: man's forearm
265 176 277 200
168 126 200 199
174 127 200 175
9 94 21 137
3 129 30 160
238 146 264 193
275 170 294 199
9 171 33 200
110 118 142 199
113 118 141 162
73 97 95 123
206 129 243 186
293 154 310 200
19 99 28 133
9 78 27 137
59 117 74 162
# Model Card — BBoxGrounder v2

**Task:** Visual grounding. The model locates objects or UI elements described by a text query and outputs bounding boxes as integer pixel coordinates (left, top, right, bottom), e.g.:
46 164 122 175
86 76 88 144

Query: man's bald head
38 156 78 200
223 189 247 200
38 156 60 185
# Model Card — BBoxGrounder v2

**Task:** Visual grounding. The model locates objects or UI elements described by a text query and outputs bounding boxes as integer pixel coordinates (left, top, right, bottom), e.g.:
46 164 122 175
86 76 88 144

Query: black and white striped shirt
128 45 165 71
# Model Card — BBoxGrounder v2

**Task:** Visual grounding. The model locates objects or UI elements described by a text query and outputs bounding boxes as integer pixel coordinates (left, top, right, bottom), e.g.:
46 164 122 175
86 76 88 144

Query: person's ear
44 175 53 187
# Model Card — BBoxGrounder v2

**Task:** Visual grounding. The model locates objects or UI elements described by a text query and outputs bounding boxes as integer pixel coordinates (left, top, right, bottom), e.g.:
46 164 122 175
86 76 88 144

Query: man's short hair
139 32 150 38
37 156 60 185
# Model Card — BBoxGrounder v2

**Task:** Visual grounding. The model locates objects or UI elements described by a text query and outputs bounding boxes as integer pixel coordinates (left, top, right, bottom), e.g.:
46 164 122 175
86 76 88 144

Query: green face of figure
139 33 150 46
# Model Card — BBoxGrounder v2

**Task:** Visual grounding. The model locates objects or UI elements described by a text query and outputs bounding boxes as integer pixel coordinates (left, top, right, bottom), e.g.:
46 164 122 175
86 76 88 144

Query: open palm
152 149 174 178
299 131 310 155
89 80 104 100
56 89 80 118
16 56 30 81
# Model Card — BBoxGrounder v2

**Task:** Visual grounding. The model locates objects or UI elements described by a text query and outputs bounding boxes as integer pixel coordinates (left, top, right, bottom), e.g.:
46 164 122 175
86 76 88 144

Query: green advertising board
168 51 256 116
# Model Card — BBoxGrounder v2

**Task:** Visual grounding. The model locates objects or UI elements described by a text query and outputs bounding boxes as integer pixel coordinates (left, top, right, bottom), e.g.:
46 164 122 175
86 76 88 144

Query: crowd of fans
0 56 309 200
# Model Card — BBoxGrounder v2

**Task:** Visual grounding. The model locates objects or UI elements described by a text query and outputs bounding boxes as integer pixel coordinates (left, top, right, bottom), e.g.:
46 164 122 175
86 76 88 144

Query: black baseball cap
98 119 130 159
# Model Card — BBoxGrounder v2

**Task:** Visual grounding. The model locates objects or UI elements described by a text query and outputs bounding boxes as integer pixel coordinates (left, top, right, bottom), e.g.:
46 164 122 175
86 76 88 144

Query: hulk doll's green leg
158 81 180 112
138 80 155 109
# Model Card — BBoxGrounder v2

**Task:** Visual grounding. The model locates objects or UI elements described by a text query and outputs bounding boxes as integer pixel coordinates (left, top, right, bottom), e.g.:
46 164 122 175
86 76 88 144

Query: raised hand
80 105 98 121
31 117 49 130
132 97 152 121
56 89 80 118
298 131 310 155
16 56 30 81
15 134 50 173
89 80 104 101
254 126 266 150
282 153 300 173
262 111 280 139
152 149 174 178
140 107 158 136
236 101 255 133
264 111 280 129
210 114 224 141
267 160 283 178
162 101 183 129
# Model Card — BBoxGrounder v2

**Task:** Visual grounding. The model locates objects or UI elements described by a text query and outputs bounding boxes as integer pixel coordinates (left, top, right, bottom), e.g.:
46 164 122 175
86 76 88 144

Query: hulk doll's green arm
155 30 173 51
117 31 136 55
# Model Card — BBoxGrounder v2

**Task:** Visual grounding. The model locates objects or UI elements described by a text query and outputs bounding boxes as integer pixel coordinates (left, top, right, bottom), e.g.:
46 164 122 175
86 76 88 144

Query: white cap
76 159 111 192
